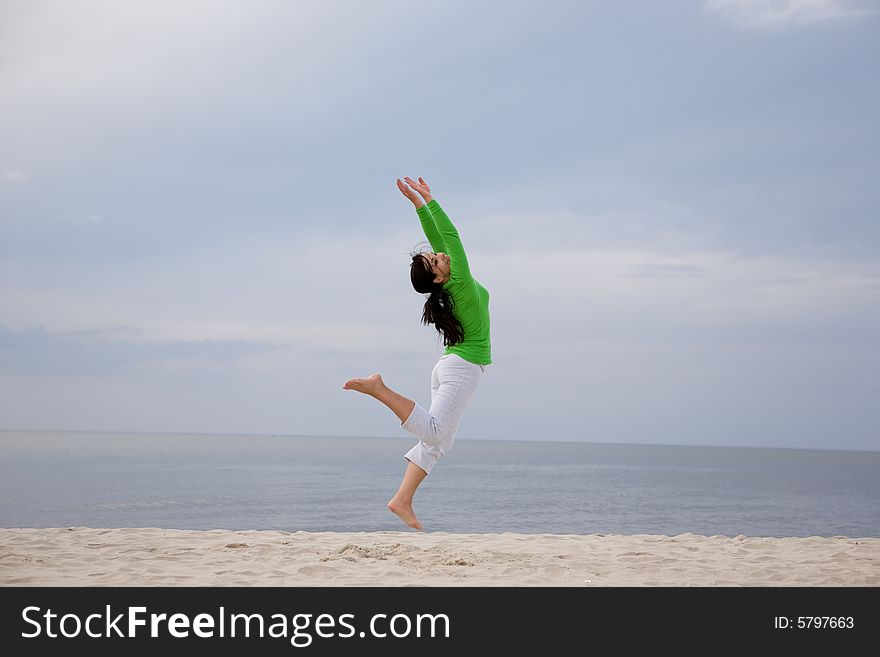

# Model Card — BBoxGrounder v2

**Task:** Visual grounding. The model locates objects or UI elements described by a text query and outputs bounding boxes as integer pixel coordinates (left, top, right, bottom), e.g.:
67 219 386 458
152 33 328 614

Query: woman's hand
404 176 433 204
396 178 424 208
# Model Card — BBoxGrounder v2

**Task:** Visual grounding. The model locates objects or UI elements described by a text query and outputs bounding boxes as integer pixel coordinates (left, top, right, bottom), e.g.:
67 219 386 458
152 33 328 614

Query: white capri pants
401 353 485 476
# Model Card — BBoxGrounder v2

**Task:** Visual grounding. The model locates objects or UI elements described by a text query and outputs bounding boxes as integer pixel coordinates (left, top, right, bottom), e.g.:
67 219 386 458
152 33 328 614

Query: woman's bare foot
387 497 423 530
342 373 384 395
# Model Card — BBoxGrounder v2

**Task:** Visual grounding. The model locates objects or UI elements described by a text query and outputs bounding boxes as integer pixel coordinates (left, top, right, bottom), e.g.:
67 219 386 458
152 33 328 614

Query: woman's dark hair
410 250 464 347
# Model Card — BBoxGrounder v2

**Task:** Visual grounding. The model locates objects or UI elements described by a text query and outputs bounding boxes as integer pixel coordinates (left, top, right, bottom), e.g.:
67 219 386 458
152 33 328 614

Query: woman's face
423 252 450 283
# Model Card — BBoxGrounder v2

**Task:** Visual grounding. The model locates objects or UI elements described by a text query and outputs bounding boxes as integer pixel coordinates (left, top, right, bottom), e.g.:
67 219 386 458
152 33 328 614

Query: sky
1 0 878 451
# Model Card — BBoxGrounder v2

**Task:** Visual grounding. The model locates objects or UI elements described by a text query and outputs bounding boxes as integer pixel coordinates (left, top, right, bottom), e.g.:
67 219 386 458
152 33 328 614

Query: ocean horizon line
1 427 877 454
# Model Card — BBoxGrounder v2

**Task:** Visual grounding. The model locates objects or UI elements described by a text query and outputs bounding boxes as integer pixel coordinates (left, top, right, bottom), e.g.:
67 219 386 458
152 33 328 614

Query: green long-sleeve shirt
416 199 492 366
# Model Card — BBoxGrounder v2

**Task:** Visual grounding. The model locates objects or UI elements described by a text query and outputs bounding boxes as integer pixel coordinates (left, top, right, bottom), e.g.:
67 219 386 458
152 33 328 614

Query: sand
1 527 877 586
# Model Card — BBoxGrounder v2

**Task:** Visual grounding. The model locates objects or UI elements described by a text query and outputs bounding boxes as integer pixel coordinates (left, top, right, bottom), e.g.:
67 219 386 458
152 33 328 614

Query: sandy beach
1 527 878 586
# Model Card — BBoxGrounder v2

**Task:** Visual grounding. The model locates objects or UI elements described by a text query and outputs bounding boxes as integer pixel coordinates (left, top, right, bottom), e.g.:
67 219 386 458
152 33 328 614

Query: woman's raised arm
404 177 470 282
398 177 446 254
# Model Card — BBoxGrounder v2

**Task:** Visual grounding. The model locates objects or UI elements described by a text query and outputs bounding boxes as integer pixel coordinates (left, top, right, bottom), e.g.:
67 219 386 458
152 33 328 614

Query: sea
1 431 877 538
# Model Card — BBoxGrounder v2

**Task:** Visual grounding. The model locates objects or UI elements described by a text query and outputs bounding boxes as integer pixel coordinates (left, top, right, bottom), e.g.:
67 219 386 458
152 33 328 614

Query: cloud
704 0 879 30
59 214 104 225
622 262 711 279
0 0 488 162
0 323 284 376
2 170 30 182
62 325 144 340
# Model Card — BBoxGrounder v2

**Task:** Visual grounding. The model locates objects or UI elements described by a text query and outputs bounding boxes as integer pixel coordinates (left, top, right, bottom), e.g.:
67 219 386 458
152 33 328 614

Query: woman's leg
343 357 483 529
342 372 427 528
341 373 416 423
387 460 427 530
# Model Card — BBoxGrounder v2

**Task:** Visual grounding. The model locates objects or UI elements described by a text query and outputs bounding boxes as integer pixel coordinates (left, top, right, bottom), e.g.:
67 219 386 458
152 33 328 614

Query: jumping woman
342 176 492 530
